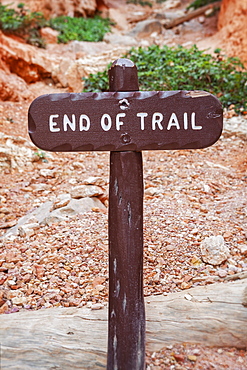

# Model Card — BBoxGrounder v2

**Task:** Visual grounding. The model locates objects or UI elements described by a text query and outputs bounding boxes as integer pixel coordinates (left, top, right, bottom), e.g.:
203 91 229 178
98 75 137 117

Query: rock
128 19 163 38
45 197 105 225
70 185 104 199
65 41 112 55
155 11 185 21
0 133 37 172
52 193 71 210
162 0 182 10
240 245 247 256
3 201 53 238
218 0 247 65
12 296 27 306
200 235 230 266
145 187 160 196
39 168 56 178
18 223 40 238
51 57 74 88
2 195 106 239
0 302 8 314
82 176 106 186
108 8 129 31
0 70 33 102
101 0 126 8
40 27 59 44
104 33 137 46
2 0 97 18
0 30 61 84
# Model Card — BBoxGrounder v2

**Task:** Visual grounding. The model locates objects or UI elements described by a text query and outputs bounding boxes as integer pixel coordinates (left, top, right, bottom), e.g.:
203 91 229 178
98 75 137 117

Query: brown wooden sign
28 58 224 370
28 90 223 152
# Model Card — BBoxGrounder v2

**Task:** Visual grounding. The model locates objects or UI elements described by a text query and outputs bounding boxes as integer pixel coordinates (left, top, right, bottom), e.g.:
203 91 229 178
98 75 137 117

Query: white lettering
49 114 60 132
63 114 76 131
167 113 180 130
101 114 112 131
137 112 148 130
79 114 90 131
183 112 188 130
116 113 126 131
191 112 202 130
152 113 163 130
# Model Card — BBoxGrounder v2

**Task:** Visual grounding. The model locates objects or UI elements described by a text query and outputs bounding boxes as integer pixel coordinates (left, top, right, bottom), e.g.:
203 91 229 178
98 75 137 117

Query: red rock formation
218 0 247 64
1 0 97 17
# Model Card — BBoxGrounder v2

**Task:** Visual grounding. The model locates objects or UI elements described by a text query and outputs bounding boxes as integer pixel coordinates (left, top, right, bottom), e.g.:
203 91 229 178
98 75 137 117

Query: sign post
28 58 223 370
107 59 145 369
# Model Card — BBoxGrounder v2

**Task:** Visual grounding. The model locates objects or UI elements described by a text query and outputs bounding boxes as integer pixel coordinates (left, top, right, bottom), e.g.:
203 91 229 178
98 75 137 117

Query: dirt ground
0 1 247 369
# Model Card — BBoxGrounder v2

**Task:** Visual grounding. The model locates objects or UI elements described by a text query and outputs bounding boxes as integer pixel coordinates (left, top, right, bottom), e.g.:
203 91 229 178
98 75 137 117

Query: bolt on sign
28 59 223 370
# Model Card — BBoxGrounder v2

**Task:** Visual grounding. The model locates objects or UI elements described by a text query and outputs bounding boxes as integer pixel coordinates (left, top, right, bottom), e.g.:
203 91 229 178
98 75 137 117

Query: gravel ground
0 100 246 368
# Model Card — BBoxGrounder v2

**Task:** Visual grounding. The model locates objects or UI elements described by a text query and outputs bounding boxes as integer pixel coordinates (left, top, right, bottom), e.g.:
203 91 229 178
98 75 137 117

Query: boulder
0 70 33 102
200 235 230 266
104 33 138 46
108 8 129 31
0 31 61 84
128 19 163 38
218 0 247 64
2 195 106 239
40 27 59 44
0 133 36 171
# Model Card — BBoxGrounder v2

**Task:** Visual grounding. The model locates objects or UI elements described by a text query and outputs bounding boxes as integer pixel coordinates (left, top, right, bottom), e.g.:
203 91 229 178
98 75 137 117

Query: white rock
70 185 104 199
12 296 27 306
82 176 106 186
18 223 40 238
200 235 230 265
163 0 181 9
128 19 163 38
240 245 247 256
52 193 71 210
0 133 36 172
44 197 105 225
104 33 138 46
145 187 160 196
39 168 56 178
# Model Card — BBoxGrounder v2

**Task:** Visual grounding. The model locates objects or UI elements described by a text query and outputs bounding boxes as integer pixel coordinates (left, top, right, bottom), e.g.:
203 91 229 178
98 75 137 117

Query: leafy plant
0 3 46 47
48 15 113 43
34 149 48 162
127 0 153 6
187 0 220 10
83 44 247 113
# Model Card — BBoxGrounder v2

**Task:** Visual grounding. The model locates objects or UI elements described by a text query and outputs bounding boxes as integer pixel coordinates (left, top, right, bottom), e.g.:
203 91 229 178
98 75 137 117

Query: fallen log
163 1 222 29
0 279 246 369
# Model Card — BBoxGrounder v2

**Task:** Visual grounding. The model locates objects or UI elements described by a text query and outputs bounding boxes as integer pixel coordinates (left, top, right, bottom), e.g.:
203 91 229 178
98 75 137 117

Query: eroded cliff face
1 0 125 17
218 0 247 64
1 0 97 17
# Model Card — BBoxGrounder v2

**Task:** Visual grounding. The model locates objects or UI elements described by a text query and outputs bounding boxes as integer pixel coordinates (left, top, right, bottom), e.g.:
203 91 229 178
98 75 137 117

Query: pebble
240 245 247 256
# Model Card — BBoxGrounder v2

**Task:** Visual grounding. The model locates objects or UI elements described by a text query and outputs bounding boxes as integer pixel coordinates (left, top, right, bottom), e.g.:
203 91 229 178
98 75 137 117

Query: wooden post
107 59 145 370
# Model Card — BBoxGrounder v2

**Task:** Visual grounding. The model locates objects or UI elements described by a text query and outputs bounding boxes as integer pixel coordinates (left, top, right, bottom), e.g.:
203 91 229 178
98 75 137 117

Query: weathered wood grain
108 58 145 370
0 279 246 369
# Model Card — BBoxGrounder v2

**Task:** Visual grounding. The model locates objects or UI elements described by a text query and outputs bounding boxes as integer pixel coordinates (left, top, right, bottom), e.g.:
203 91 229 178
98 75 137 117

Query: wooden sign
28 90 223 152
28 58 224 370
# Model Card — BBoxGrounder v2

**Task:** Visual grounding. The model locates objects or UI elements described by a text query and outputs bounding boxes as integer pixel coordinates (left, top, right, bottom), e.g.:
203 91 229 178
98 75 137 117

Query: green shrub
83 44 247 113
127 0 153 6
187 0 220 10
0 3 46 47
0 3 113 46
48 15 113 43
